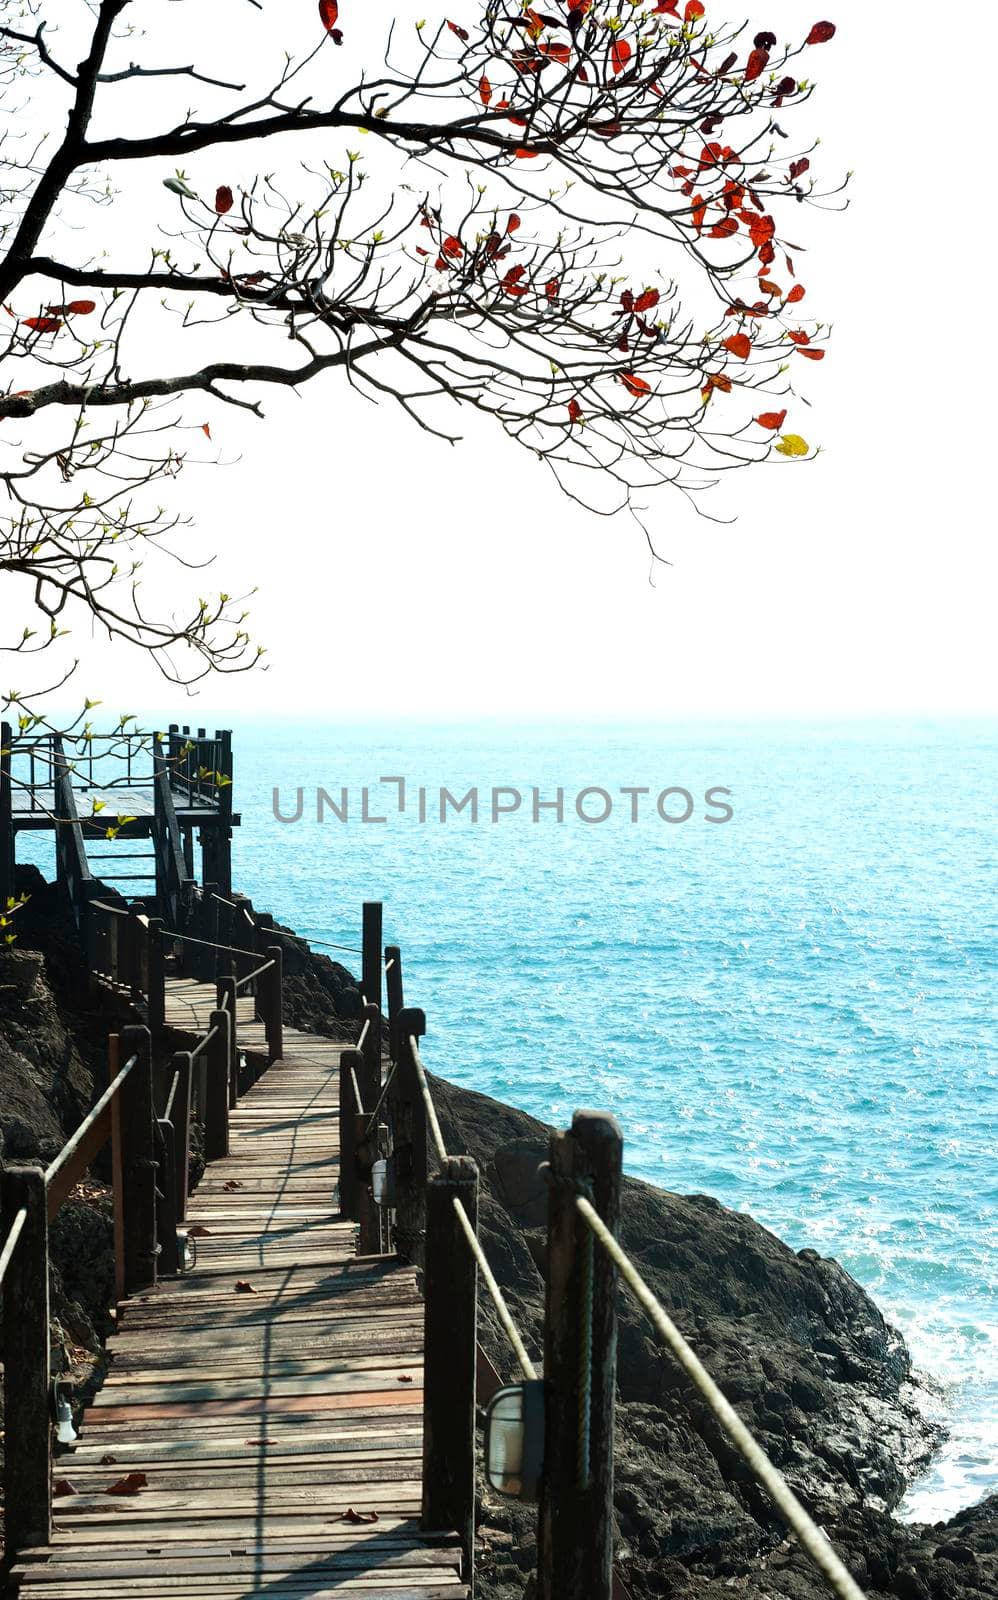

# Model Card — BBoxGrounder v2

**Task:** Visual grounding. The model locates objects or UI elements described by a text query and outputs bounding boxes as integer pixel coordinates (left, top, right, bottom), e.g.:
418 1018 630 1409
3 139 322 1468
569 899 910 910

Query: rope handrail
43 1053 140 1189
364 1060 397 1140
301 934 362 955
575 1196 866 1600
190 1024 220 1060
234 957 274 993
349 1063 364 1116
160 926 257 959
163 1070 180 1124
357 1016 371 1053
90 898 130 919
0 1207 27 1288
403 1033 538 1380
384 957 395 973
452 1195 537 1382
410 1035 448 1167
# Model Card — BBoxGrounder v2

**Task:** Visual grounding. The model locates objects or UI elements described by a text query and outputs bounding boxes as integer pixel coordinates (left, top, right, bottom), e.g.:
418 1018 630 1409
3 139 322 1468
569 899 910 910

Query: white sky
3 2 996 721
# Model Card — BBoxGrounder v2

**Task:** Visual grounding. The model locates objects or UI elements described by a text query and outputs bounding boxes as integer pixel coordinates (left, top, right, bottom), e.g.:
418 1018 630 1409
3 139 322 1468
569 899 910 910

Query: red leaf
723 332 752 359
568 397 583 423
540 41 571 63
222 1179 242 1191
787 329 810 345
318 0 339 31
67 298 96 314
744 47 769 82
620 371 651 397
758 278 781 296
545 277 560 300
479 76 492 106
501 265 527 294
215 185 234 215
755 409 787 430
22 316 61 333
685 0 705 19
653 0 679 13
633 288 660 313
506 214 521 234
54 1479 78 1497
514 147 538 158
690 194 707 233
341 1507 379 1524
610 38 631 75
786 284 806 303
701 372 733 398
106 1472 147 1497
200 423 211 439
442 235 464 258
509 115 529 126
99 1454 116 1466
797 347 825 359
187 1223 211 1235
806 20 836 45
447 19 470 41
396 1373 414 1383
234 1280 257 1293
709 217 739 239
789 158 811 181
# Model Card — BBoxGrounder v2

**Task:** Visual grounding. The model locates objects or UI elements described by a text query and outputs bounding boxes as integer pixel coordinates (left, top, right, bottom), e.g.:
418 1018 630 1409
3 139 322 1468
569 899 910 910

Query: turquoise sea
25 717 998 1521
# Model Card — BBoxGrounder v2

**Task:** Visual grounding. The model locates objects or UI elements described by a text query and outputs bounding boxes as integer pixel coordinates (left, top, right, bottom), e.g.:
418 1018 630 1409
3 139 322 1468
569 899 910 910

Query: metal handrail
43 1053 140 1189
190 1025 220 1060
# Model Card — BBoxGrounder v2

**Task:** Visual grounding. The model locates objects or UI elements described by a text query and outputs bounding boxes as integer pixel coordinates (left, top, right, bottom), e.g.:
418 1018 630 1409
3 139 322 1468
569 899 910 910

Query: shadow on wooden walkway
12 978 467 1599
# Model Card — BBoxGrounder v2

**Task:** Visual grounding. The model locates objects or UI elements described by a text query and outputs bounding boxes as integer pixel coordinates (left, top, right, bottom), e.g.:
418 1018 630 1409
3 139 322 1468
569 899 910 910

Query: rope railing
163 1069 180 1125
363 1060 397 1141
233 956 274 993
409 1035 448 1168
159 926 256 959
349 1063 364 1116
43 1053 139 1190
451 1193 538 1381
0 1206 27 1287
356 1015 372 1053
190 1024 220 1060
575 1196 867 1600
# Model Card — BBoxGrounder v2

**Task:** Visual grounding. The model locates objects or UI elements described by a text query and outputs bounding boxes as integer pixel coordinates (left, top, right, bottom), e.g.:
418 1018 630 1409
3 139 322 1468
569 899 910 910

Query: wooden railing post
204 1007 231 1161
155 1117 180 1275
338 1047 364 1222
354 1111 380 1256
214 976 239 1102
1 1163 51 1566
537 1111 623 1600
362 901 383 1015
385 944 404 1062
360 1000 381 1107
264 944 284 1064
171 1050 193 1221
0 717 14 907
117 1025 158 1296
421 1155 478 1582
389 1007 428 1268
147 916 166 1032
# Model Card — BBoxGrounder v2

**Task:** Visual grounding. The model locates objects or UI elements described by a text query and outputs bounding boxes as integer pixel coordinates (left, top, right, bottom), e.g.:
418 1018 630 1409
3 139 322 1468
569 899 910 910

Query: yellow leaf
775 433 809 458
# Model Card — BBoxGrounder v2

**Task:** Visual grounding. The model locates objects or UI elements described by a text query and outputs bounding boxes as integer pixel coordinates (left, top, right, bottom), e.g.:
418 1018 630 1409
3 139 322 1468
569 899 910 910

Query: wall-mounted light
371 1156 396 1208
483 1380 545 1503
178 1232 197 1274
52 1381 78 1447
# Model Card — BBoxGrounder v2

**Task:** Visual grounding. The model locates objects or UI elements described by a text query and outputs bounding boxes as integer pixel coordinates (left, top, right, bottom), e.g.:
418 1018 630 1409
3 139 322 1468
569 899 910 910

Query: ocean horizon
22 714 997 1522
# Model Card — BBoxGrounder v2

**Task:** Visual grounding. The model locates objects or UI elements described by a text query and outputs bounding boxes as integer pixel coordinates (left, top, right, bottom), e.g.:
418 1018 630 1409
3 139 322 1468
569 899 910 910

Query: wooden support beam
1 1163 51 1568
362 901 383 1016
390 1008 428 1269
385 944 404 1062
146 917 166 1032
338 1048 364 1222
263 943 284 1064
354 1111 380 1257
203 1007 231 1161
118 1025 158 1296
537 1110 623 1600
170 1050 193 1221
422 1155 478 1587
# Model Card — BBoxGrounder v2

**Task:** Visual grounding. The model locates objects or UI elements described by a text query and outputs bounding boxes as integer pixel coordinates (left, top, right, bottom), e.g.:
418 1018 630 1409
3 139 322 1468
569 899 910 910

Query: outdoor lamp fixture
371 1156 396 1208
52 1380 78 1447
483 1380 545 1503
177 1231 198 1274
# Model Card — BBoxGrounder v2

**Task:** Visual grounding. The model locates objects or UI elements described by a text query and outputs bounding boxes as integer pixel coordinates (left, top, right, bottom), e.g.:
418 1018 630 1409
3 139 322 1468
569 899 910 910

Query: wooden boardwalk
12 978 467 1599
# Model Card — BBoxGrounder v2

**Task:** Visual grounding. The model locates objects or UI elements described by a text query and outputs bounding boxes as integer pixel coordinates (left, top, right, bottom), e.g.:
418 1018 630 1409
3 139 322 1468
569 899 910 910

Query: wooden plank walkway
12 979 467 1599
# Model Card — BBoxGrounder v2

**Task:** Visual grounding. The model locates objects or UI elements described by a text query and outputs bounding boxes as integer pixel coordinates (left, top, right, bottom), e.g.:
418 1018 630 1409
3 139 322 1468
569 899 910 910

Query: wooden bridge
0 725 867 1600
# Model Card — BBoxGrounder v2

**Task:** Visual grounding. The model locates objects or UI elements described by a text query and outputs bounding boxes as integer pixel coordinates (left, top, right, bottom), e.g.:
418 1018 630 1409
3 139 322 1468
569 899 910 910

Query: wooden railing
339 904 864 1600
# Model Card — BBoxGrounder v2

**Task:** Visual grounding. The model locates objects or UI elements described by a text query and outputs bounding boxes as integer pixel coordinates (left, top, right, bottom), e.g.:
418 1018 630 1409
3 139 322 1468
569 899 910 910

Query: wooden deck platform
11 979 466 1599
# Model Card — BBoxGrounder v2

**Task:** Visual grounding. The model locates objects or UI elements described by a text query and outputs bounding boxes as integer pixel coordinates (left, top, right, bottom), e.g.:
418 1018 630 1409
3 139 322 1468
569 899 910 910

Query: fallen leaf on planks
106 1472 147 1496
187 1224 211 1237
340 1507 379 1524
396 1374 413 1384
234 1280 257 1293
53 1479 78 1497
